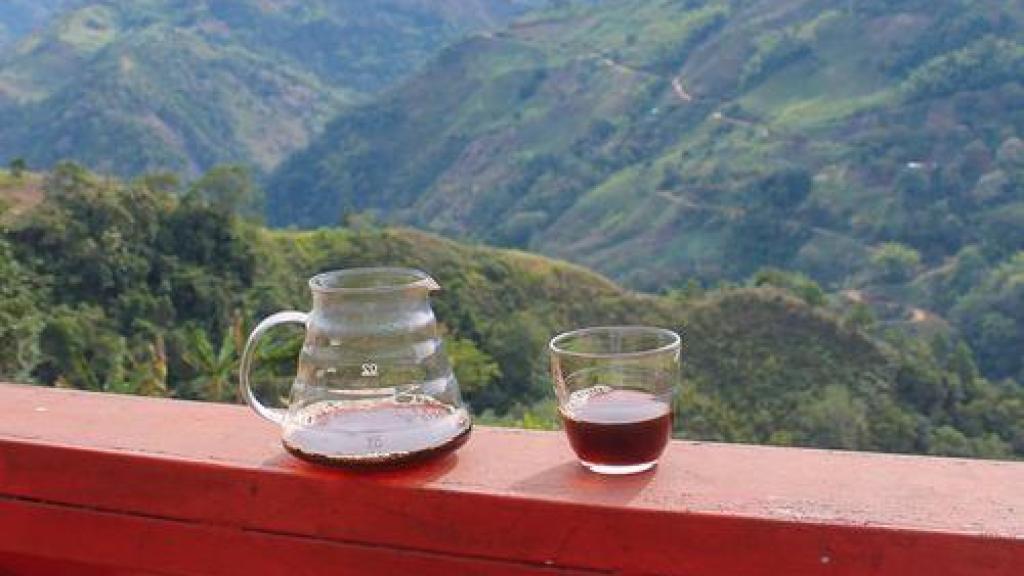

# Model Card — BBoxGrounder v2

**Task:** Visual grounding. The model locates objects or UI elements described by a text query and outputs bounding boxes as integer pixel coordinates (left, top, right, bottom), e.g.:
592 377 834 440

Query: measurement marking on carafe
361 363 379 377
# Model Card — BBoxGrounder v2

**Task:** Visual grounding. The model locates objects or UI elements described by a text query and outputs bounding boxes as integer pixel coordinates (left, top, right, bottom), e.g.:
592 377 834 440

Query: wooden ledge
0 383 1021 575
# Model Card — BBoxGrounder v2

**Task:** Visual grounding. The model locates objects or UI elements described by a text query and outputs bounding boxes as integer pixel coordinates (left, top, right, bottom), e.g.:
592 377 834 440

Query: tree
894 165 934 205
927 425 973 457
741 31 811 88
979 203 1024 259
870 242 921 283
752 268 825 306
754 167 813 212
126 336 169 397
970 170 1008 204
478 312 550 411
952 253 1024 380
895 355 948 415
659 166 683 190
902 36 1024 101
43 161 92 197
190 165 264 219
181 323 240 402
447 337 501 397
0 239 42 379
996 137 1024 169
843 302 876 332
935 246 988 310
794 386 869 449
961 139 993 181
35 306 127 391
136 171 182 195
8 158 26 178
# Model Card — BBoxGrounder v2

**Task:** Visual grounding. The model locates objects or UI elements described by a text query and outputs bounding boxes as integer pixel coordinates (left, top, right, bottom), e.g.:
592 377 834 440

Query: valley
0 0 546 176
0 1 1021 459
267 0 1024 385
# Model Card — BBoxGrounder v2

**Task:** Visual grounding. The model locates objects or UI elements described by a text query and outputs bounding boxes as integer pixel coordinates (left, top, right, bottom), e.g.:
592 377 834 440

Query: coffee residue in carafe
282 395 472 468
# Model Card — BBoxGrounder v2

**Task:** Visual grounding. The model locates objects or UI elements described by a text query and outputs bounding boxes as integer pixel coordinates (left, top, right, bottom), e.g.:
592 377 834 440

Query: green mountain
2 163 1022 458
268 0 1024 381
0 0 545 176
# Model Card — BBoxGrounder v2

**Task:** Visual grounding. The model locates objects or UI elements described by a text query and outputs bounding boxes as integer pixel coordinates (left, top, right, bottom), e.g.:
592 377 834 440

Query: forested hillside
268 0 1024 385
0 0 545 176
1 1 1020 461
0 1 77 48
2 164 1021 459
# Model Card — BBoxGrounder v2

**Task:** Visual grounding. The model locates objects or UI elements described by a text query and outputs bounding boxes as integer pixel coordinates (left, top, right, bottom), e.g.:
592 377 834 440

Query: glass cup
549 326 681 475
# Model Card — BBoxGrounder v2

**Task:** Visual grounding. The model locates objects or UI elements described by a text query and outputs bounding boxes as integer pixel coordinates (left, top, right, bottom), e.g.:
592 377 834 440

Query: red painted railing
0 383 1021 575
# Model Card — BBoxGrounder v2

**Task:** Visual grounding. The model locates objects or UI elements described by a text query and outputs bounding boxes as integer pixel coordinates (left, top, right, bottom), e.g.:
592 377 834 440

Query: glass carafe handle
238 311 308 425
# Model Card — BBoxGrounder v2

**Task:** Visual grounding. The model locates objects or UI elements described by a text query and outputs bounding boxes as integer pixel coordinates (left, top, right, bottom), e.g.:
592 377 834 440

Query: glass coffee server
239 268 471 468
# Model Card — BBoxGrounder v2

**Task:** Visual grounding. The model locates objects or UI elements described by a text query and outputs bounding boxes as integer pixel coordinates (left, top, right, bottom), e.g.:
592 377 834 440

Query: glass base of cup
580 460 657 475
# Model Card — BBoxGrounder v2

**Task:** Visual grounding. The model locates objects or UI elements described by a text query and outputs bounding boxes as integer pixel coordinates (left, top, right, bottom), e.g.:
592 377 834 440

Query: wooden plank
0 498 597 576
0 552 141 576
0 383 1022 575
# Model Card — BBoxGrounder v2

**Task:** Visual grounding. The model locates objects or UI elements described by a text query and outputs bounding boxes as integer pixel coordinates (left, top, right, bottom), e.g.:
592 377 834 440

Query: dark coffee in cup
560 388 671 468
